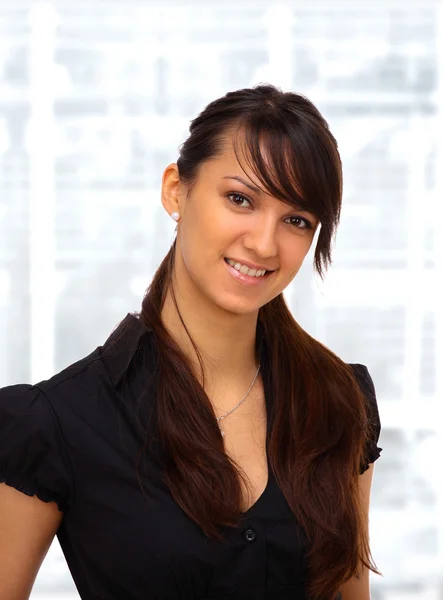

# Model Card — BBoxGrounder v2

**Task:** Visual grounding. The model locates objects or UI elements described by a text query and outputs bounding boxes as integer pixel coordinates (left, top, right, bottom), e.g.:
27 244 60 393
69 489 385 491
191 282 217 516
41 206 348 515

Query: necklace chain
216 364 261 437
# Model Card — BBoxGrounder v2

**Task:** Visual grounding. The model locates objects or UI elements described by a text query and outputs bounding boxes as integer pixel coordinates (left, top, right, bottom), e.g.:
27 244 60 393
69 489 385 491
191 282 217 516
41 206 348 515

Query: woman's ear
161 163 183 217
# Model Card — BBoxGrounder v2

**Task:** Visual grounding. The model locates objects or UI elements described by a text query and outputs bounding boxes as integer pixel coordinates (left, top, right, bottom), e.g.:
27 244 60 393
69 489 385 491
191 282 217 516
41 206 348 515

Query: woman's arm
0 483 62 600
338 463 376 600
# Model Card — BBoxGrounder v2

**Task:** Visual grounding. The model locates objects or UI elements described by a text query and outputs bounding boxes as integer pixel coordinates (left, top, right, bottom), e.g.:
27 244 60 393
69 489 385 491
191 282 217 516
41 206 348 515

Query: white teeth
226 259 267 278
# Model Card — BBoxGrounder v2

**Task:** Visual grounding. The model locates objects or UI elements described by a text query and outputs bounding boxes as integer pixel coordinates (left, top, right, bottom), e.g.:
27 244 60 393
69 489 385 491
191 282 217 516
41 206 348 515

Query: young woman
0 84 382 600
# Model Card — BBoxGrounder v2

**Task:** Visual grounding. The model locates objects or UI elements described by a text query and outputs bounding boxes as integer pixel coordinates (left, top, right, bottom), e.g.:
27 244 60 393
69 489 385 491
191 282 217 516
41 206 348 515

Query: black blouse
0 313 382 600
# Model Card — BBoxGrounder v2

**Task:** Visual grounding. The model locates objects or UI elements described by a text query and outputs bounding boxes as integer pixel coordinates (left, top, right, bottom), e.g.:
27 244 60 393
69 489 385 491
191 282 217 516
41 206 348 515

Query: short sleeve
0 384 72 511
349 364 383 474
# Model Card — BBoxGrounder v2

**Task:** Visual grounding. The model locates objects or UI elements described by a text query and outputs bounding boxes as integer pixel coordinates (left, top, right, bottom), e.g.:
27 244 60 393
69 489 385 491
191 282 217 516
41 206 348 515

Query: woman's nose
242 218 278 259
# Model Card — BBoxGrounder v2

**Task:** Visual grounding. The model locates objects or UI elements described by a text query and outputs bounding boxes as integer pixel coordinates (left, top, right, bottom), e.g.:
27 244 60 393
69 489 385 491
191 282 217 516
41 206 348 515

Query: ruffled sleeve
0 384 72 511
349 364 383 474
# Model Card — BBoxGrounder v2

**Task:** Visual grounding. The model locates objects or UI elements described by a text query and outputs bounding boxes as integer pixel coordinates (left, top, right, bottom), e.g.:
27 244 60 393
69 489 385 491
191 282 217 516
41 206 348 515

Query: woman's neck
160 285 259 388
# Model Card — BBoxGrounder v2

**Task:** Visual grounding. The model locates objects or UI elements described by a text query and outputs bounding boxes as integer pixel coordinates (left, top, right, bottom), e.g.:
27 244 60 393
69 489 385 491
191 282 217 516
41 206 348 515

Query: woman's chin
210 294 263 317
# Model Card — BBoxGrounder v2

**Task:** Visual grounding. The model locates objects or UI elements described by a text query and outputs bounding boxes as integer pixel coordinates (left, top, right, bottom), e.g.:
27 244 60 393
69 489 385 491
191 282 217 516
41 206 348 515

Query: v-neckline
239 467 273 516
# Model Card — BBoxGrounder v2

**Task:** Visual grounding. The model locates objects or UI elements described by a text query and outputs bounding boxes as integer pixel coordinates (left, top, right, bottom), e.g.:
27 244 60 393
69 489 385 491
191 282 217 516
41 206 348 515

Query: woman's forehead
196 129 316 216
206 134 279 188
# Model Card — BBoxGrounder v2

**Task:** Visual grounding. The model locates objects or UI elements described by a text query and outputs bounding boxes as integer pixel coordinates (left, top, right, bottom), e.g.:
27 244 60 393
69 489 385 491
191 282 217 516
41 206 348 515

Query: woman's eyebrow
222 175 262 195
222 175 317 219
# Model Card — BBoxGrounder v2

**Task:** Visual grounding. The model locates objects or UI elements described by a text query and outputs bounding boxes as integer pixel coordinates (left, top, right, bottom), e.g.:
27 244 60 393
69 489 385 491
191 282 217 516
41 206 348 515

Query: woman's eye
286 216 312 230
227 193 251 208
227 194 313 230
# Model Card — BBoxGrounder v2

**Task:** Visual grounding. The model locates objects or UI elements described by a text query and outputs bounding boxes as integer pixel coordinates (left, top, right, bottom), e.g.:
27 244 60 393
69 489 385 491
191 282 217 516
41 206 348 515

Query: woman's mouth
223 258 273 286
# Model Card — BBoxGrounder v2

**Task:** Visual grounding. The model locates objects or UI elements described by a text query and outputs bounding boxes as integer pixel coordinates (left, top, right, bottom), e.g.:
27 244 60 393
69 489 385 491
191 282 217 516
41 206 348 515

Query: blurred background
0 0 441 598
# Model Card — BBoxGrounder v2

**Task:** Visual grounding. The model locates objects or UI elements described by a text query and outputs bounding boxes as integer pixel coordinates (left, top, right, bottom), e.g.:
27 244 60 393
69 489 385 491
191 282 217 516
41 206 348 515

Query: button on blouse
243 528 257 543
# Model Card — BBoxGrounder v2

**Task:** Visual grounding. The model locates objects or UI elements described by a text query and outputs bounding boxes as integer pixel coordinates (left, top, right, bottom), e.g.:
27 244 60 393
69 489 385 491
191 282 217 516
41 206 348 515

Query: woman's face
163 139 319 316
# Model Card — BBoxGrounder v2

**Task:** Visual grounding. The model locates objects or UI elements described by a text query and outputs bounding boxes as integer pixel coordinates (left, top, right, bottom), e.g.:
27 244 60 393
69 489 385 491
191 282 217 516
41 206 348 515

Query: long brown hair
139 85 380 599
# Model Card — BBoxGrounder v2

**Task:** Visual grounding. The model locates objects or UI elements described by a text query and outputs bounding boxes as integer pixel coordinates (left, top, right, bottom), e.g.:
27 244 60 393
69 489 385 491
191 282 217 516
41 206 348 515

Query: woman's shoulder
26 312 156 407
0 313 157 507
347 363 376 398
346 363 383 473
0 312 157 441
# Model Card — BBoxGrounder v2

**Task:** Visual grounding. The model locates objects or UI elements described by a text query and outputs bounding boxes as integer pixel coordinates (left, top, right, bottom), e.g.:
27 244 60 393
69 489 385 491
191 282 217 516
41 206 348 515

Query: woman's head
161 84 342 316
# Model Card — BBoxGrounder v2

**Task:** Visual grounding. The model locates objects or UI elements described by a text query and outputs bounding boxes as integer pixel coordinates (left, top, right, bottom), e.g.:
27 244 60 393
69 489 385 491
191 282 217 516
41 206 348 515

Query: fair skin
0 484 62 600
0 137 375 600
339 463 375 600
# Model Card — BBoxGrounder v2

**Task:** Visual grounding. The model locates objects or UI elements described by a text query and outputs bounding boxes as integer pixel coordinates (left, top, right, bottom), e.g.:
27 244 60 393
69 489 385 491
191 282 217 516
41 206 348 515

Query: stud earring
171 211 180 222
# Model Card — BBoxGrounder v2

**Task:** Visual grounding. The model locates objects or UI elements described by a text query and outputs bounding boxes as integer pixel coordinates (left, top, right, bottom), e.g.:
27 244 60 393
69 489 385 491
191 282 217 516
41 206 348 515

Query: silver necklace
216 364 261 437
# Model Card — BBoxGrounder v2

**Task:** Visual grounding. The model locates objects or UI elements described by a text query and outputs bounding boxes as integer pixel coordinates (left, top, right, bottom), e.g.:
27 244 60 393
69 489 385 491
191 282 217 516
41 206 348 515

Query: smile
223 258 273 286
225 258 267 278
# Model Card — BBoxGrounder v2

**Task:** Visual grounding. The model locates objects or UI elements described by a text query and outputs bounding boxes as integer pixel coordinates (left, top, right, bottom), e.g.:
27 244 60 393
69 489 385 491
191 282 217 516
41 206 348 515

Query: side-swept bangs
229 112 343 277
